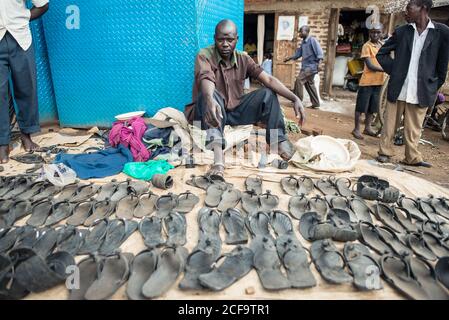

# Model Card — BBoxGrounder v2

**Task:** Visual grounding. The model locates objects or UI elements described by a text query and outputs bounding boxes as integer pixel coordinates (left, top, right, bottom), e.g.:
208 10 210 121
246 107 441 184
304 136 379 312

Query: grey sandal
139 216 165 249
222 208 248 245
133 192 158 218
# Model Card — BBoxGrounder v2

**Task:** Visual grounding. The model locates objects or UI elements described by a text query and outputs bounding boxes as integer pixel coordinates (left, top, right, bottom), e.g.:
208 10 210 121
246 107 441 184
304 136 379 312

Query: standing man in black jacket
376 0 449 168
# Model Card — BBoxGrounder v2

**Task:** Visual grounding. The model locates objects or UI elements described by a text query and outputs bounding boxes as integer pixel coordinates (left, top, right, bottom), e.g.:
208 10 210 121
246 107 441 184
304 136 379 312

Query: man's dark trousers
294 69 320 108
0 32 40 145
193 88 287 149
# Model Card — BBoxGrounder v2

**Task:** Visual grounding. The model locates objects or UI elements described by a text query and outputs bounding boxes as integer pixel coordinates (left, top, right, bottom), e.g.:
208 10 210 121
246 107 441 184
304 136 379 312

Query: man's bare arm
30 3 49 21
200 79 222 128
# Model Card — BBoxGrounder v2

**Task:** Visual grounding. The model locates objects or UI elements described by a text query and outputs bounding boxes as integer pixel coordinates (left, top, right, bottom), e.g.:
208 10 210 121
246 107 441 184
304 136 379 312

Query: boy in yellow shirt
352 23 386 140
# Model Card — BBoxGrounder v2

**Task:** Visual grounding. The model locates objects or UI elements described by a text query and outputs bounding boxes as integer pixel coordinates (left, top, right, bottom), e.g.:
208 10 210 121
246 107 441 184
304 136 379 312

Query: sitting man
185 20 305 177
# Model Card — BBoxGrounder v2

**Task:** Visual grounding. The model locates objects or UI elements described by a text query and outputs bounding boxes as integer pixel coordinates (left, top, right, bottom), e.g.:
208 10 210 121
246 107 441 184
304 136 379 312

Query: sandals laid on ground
356 175 399 203
98 219 138 256
398 196 429 221
173 191 199 214
83 199 115 227
139 217 165 249
435 257 449 291
133 192 158 218
245 175 263 195
372 203 407 234
217 187 242 212
164 212 187 247
288 194 310 220
222 208 248 245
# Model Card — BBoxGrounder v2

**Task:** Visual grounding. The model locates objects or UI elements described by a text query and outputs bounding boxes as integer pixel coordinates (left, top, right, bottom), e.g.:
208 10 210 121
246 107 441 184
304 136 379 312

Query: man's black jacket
376 22 449 108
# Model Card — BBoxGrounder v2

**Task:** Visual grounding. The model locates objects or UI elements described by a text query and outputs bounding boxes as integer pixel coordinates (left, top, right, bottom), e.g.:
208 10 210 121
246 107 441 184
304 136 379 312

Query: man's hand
284 57 292 63
317 64 324 72
204 97 223 128
293 98 306 126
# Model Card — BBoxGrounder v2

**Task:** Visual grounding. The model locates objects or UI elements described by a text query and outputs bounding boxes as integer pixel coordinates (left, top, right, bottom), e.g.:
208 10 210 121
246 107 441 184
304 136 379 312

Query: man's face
300 28 309 39
215 31 238 60
369 29 382 42
404 1 423 23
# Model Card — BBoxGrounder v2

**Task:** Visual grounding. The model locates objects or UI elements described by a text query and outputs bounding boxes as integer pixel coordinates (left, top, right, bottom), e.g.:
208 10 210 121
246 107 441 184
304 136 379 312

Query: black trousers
294 69 320 108
193 88 287 149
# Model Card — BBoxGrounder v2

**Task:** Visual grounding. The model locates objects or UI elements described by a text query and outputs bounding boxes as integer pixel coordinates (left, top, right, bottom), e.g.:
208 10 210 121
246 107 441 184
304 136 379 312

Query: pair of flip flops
78 219 138 256
300 210 359 242
288 194 329 220
127 247 188 299
139 212 187 249
398 196 441 223
205 184 241 212
96 179 149 202
404 231 449 261
381 253 449 300
358 222 412 256
153 192 200 218
241 190 279 214
356 175 399 203
425 196 449 221
186 174 226 191
115 192 159 220
280 175 315 196
69 253 134 300
27 199 72 228
315 176 353 197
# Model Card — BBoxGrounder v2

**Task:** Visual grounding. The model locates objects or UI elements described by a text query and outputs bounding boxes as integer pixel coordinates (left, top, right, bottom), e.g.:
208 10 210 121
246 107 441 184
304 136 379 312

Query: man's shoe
376 155 391 164
277 140 296 161
400 161 432 168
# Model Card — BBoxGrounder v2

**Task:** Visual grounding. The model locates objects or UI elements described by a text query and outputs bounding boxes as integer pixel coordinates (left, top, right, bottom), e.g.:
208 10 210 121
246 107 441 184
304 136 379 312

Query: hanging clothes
109 117 150 162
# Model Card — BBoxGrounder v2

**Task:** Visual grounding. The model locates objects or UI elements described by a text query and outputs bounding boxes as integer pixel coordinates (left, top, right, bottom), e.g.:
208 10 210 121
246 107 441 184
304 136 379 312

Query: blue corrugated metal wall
42 0 244 127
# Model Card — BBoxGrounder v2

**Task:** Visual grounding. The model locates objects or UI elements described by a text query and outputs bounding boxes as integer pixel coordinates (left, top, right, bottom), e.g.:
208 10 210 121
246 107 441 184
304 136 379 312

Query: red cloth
109 117 150 162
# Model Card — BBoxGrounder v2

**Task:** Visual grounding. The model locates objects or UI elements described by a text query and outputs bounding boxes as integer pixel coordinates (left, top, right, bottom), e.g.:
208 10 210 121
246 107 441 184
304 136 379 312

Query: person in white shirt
0 0 49 164
376 0 449 168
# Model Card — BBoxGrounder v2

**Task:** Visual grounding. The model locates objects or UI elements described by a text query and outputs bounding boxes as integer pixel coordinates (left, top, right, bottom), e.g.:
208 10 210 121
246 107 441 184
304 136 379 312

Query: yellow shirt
359 41 386 86
244 43 257 53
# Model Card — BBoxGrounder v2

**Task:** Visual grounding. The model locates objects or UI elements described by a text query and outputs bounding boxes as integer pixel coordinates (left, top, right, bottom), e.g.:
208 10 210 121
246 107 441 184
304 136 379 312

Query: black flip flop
56 182 80 202
398 196 428 221
68 255 100 300
84 199 115 227
393 207 418 233
110 180 131 202
78 220 109 255
288 194 309 220
358 222 394 255
155 193 178 218
26 198 53 227
376 226 412 256
96 180 119 202
186 175 212 191
198 208 221 235
328 196 358 223
315 176 339 196
70 183 100 203
98 219 138 256
427 196 449 220
246 211 272 238
174 191 200 214
116 193 139 220
299 212 335 242
270 210 294 236
435 257 449 291
217 187 242 212
45 200 72 227
327 209 359 242
66 200 94 227
259 191 279 212
55 226 86 256
373 203 407 234
308 195 329 219
222 208 248 245
133 192 158 218
241 191 260 214
139 216 165 249
349 197 373 223
126 249 158 300
280 175 300 196
245 175 263 195
205 184 227 208
335 178 353 197
417 198 441 223
404 232 438 261
164 212 187 247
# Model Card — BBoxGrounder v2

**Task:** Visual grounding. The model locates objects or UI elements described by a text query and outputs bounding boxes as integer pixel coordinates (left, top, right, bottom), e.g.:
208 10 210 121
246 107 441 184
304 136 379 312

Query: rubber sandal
164 212 187 247
9 226 40 253
298 176 315 195
327 209 359 242
205 184 227 208
380 254 429 300
9 199 32 222
335 178 353 197
270 210 294 236
173 191 199 214
96 180 119 202
259 190 279 212
246 211 272 238
11 153 44 164
110 180 131 202
355 175 381 201
288 194 309 220
398 196 428 221
343 243 382 291
376 226 412 256
0 254 27 299
179 241 221 290
126 249 158 300
198 208 221 235
198 246 254 291
155 193 178 218
98 219 138 256
407 255 449 300
45 200 72 227
71 183 100 203
32 183 62 203
68 256 99 300
55 226 86 256
116 194 139 220
358 222 394 255
217 187 241 212
186 175 212 191
26 198 53 227
14 248 75 293
133 192 158 218
276 235 316 289
405 232 438 261
251 236 291 290
373 203 407 234
380 185 400 204
349 197 373 223
245 175 263 195
0 199 14 215
435 257 449 291
56 182 79 202
3 176 33 199
280 176 300 196
151 174 173 190
417 220 449 239
310 239 353 284
1 206 17 230
31 228 59 257
315 176 339 196
392 207 418 233
222 208 248 245
0 227 25 254
142 246 188 298
15 181 45 201
66 200 94 226
78 220 109 255
128 180 150 196
421 232 449 258
83 199 115 227
299 212 334 242
308 195 328 219
84 252 134 300
427 196 449 220
328 196 358 223
416 198 441 223
241 191 260 214
139 217 165 249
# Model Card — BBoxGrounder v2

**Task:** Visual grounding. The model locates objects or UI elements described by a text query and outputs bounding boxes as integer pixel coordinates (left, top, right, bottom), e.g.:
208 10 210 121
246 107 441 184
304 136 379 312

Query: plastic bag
123 160 174 181
39 163 77 186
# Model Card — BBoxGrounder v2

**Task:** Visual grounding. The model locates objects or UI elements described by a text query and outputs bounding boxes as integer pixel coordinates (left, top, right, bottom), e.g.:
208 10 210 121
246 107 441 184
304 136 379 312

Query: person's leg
293 71 305 102
403 103 428 165
0 37 11 163
378 100 404 160
353 86 369 140
364 86 381 136
304 73 320 108
7 33 40 152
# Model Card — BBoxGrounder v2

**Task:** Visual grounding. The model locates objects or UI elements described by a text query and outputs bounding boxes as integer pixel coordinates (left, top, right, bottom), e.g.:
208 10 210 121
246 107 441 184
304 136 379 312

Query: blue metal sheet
43 0 244 127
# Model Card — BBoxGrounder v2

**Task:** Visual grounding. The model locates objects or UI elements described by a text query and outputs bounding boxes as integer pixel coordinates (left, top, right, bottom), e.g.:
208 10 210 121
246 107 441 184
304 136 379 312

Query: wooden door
323 8 340 95
273 13 299 89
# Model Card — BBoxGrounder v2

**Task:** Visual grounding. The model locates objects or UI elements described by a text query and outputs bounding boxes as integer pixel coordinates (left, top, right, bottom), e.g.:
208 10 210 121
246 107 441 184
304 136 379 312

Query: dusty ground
281 97 449 188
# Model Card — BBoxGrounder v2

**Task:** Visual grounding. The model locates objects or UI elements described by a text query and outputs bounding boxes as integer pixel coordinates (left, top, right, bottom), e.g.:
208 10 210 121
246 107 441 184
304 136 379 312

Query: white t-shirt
0 0 49 51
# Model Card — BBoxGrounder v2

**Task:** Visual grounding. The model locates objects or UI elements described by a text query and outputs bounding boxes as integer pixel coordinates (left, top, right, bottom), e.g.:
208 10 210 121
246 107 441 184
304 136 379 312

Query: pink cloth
109 117 150 162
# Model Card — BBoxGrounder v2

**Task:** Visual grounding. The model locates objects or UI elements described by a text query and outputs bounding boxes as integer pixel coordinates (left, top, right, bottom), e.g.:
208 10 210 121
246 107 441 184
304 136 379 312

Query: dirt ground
282 99 449 188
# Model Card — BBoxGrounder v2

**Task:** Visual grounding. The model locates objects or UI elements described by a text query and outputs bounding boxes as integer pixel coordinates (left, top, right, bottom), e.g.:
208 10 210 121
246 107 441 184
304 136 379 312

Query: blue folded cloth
54 145 134 179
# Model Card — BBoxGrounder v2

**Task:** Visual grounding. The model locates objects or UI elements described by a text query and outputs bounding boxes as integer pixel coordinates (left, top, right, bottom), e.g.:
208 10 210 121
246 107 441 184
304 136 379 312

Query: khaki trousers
378 100 428 164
